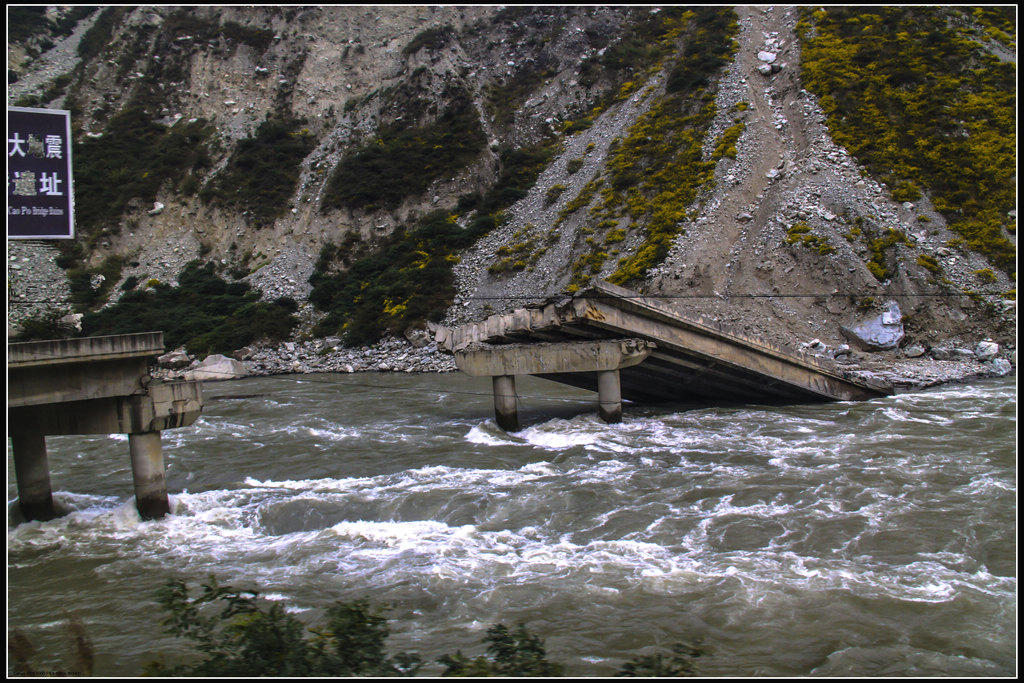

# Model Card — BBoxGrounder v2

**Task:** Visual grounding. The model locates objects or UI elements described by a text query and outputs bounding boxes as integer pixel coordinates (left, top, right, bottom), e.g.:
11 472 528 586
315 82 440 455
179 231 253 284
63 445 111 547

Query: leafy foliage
438 624 564 677
311 141 559 344
9 6 98 45
322 92 487 212
73 107 214 238
616 642 703 677
11 309 79 342
80 261 298 356
200 118 315 228
581 7 693 87
799 6 1016 274
145 578 421 677
666 7 740 93
558 6 738 289
143 578 700 677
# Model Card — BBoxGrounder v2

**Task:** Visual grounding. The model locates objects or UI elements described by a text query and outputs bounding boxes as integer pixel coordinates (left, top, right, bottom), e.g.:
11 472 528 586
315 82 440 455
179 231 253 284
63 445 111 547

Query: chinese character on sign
27 134 45 158
9 131 27 157
45 135 64 159
8 107 75 239
40 172 63 196
12 170 38 196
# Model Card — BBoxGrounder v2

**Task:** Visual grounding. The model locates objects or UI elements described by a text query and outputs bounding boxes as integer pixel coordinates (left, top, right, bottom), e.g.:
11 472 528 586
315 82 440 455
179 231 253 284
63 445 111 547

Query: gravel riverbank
156 334 1013 397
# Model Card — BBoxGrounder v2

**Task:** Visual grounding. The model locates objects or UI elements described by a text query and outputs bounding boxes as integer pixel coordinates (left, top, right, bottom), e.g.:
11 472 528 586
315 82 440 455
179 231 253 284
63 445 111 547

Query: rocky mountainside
7 6 1016 366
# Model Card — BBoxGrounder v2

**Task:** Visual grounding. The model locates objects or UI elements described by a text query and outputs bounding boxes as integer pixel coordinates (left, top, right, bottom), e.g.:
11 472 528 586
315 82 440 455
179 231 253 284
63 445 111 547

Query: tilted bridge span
436 281 891 430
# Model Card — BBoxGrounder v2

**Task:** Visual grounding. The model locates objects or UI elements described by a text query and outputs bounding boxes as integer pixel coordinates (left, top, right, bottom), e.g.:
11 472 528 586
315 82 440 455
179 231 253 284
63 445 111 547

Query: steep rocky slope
8 6 1016 364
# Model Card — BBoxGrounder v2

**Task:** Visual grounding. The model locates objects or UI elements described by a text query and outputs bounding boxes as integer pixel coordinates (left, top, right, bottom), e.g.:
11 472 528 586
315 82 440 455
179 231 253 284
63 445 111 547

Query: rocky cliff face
8 6 1016 358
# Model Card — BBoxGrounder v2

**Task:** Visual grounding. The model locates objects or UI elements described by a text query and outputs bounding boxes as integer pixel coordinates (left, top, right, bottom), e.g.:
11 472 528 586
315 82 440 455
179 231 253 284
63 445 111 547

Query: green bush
143 578 702 678
200 118 315 229
666 7 739 93
80 261 298 355
799 6 1016 273
74 107 214 237
145 578 421 677
438 624 563 677
322 93 486 212
311 140 559 344
11 309 78 342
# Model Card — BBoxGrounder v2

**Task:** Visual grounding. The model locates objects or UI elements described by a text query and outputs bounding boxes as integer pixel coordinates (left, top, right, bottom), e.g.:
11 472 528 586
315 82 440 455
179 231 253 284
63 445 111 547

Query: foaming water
7 373 1016 676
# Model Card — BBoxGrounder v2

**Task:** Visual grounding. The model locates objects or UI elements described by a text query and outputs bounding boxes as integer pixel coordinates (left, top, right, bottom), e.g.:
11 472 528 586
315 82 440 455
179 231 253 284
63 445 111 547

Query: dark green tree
144 577 421 677
438 623 564 677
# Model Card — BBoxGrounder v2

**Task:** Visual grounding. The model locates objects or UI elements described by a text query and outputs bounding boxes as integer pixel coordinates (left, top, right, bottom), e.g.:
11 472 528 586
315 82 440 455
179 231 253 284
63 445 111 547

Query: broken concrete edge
7 331 165 367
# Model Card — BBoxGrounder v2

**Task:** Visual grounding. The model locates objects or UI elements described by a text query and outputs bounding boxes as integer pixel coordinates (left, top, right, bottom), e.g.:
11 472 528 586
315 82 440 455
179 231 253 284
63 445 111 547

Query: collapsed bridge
435 281 891 430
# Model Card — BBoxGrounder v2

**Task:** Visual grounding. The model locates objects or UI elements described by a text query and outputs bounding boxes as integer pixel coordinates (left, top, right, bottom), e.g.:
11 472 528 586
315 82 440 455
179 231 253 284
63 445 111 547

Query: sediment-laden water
7 373 1017 676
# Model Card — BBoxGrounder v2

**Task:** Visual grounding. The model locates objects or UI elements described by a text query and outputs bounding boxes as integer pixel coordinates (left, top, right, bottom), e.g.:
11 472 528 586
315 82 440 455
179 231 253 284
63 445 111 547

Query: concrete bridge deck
437 281 890 427
8 332 203 521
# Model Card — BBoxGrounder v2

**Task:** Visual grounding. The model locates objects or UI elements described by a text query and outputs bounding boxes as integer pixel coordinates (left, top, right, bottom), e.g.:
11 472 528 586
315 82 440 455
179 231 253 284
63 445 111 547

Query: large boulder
840 301 905 351
157 347 193 369
184 354 249 381
974 340 1000 362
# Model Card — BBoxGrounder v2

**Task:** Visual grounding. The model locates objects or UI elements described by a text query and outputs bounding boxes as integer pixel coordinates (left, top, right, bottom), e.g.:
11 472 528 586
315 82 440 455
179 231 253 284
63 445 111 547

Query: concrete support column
492 375 519 432
597 369 623 424
128 431 169 520
10 434 57 521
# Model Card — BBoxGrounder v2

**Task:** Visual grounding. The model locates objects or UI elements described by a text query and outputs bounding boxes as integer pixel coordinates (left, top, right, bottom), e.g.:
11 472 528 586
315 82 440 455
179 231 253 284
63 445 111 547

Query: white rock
184 354 249 381
974 341 1000 362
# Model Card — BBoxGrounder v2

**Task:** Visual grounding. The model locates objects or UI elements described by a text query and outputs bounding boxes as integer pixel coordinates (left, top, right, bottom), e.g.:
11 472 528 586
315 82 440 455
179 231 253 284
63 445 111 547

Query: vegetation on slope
310 143 559 344
554 7 740 290
798 6 1016 275
79 261 298 356
73 108 215 241
320 91 487 213
200 118 316 229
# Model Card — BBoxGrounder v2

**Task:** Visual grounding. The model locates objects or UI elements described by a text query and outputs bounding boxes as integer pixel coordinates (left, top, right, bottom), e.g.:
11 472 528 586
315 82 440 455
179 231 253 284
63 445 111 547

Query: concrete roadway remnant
437 281 891 430
8 332 203 521
455 338 655 429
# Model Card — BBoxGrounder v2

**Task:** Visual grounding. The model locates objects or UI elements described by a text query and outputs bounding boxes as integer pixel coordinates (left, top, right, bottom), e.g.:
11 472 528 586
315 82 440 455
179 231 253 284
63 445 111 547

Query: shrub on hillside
80 261 297 355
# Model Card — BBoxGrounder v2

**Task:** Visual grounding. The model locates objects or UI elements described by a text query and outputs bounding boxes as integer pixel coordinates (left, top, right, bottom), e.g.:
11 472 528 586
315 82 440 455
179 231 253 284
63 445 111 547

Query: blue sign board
8 106 75 239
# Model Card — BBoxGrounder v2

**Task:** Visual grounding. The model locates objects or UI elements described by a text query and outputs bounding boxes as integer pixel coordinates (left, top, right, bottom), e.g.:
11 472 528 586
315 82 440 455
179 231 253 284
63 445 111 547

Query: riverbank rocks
840 301 904 351
184 354 250 381
903 344 927 358
228 336 457 376
984 358 1013 376
157 347 193 369
974 340 1000 362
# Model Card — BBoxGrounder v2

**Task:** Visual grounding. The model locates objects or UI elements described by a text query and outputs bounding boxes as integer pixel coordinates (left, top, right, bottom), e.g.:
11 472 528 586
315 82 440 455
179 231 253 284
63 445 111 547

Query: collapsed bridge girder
436 281 891 428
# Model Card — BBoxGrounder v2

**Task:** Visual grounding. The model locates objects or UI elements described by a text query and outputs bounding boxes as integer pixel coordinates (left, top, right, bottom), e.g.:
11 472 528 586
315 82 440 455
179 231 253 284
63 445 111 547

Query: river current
7 372 1017 676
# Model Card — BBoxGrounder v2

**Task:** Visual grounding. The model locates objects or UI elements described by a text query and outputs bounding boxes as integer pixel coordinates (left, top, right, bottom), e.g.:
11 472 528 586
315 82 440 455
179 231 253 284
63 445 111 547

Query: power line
6 290 988 307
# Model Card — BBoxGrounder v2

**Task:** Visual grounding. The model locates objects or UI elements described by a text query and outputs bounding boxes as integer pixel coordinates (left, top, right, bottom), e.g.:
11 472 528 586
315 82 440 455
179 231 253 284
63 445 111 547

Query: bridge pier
10 434 57 521
456 339 654 430
597 369 622 424
129 431 170 520
492 375 519 432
